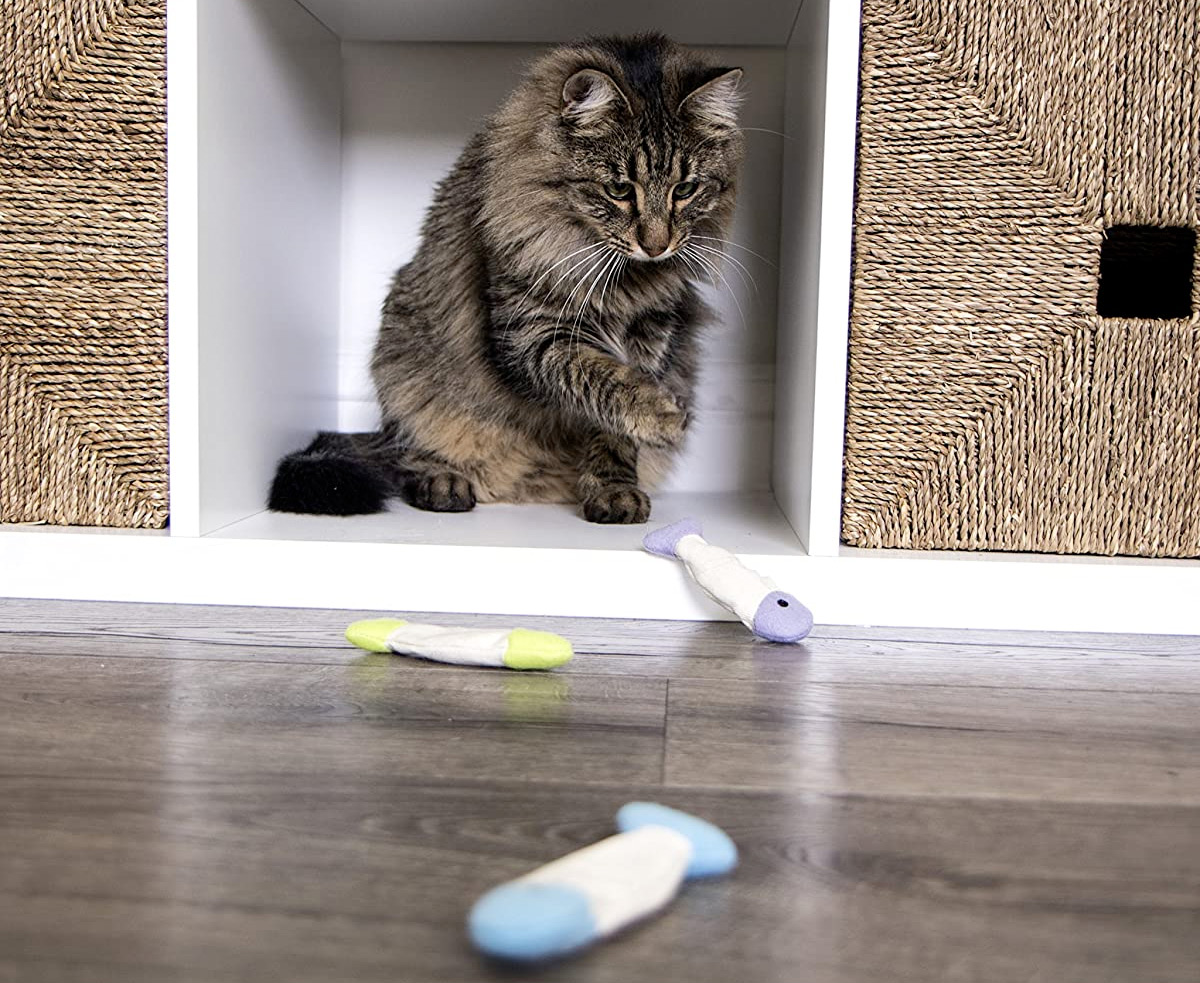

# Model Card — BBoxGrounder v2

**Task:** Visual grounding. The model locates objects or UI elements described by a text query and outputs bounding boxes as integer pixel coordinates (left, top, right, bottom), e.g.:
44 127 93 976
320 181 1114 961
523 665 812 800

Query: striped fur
269 34 744 523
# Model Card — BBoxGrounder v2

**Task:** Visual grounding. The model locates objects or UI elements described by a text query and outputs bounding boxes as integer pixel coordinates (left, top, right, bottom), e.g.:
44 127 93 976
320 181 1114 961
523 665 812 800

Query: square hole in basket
1097 225 1195 319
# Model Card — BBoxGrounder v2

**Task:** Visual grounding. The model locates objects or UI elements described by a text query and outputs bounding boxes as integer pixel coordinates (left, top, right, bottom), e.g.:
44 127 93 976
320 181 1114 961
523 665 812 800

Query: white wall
336 42 785 492
195 0 342 534
295 0 803 46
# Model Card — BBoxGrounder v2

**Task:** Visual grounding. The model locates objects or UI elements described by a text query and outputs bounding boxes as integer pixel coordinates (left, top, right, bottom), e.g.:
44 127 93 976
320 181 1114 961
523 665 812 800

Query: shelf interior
180 0 823 546
294 0 804 45
207 491 803 555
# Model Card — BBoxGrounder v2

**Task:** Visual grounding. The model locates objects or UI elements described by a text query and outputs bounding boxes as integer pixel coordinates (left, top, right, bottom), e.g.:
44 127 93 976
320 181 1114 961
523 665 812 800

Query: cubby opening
1097 225 1196 320
175 0 840 555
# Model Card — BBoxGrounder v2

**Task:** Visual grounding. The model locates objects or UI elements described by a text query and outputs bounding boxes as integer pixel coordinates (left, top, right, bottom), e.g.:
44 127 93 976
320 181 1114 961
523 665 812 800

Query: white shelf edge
805 0 862 557
771 0 862 560
166 0 201 538
2 529 1198 635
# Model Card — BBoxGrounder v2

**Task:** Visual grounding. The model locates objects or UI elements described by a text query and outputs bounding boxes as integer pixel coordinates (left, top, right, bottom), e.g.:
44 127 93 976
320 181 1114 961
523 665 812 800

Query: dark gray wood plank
11 597 1200 653
0 779 1196 983
9 597 1200 657
4 598 1199 691
2 599 1199 982
0 654 666 786
665 678 1200 803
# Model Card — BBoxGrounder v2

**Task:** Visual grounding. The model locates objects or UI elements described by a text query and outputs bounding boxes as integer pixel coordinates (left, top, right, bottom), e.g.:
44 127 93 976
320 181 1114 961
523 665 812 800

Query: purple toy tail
642 517 703 558
752 591 814 643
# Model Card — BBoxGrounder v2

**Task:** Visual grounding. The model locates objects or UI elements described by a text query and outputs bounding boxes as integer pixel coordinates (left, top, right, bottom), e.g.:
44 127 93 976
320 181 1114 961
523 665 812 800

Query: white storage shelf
3 0 1198 635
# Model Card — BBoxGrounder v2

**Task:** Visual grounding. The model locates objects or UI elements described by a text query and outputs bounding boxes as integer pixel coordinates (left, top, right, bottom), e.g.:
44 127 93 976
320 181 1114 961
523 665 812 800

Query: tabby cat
269 34 744 524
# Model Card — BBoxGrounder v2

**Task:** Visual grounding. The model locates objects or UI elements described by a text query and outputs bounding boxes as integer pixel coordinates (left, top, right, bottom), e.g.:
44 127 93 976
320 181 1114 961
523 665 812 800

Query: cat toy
468 802 737 962
643 518 813 642
345 619 573 670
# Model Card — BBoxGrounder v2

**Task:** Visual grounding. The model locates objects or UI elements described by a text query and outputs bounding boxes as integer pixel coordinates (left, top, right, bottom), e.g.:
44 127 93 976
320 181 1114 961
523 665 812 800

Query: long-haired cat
269 34 744 524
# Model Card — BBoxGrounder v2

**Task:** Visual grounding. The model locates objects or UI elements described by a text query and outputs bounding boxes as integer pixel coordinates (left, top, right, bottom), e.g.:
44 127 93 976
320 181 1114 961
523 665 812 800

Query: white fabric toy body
643 518 813 642
345 619 573 669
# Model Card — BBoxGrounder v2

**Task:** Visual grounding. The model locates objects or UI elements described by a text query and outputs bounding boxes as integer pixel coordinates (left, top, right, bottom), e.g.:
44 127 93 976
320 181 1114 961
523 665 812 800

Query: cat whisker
519 243 611 335
552 248 612 350
568 251 618 359
682 246 747 331
503 241 609 330
547 244 613 300
571 251 619 360
595 255 628 354
595 252 619 321
688 235 778 270
599 254 626 319
687 242 758 295
536 242 611 297
676 250 708 284
736 126 794 142
576 252 618 328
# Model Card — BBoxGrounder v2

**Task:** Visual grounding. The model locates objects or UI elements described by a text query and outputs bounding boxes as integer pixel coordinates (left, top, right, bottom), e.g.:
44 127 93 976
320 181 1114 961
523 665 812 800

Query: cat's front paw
581 483 651 524
625 384 688 448
405 472 477 512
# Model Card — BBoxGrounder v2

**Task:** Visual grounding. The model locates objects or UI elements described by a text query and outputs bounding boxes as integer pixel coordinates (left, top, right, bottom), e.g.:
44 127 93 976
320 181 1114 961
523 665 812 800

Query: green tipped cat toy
346 619 573 670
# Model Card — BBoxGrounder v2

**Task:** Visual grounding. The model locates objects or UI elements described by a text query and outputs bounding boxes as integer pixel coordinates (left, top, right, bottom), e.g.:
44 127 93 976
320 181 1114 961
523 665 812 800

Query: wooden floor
1 599 1198 983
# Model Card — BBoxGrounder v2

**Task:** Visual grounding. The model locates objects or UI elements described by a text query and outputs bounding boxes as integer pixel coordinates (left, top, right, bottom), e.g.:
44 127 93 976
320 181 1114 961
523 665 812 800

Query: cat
269 33 744 525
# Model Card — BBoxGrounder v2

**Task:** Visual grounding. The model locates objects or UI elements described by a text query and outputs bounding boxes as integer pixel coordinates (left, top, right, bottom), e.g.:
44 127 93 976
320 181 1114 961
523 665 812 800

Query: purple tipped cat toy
643 518 813 643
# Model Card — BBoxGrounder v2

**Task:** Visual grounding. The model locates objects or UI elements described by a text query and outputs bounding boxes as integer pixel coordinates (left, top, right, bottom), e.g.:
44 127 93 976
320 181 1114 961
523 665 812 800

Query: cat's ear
562 69 630 128
679 68 744 132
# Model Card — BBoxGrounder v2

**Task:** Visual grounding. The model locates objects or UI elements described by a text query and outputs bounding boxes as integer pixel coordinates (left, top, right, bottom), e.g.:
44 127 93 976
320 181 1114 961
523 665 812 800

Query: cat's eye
672 181 699 200
604 181 635 201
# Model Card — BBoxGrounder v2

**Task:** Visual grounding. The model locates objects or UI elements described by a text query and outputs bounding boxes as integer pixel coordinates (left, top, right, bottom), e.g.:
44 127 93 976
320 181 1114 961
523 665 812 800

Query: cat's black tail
268 432 390 516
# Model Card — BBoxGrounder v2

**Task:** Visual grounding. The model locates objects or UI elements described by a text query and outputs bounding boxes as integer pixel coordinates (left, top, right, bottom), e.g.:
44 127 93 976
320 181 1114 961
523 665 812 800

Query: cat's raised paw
406 472 477 513
582 483 651 525
626 384 688 448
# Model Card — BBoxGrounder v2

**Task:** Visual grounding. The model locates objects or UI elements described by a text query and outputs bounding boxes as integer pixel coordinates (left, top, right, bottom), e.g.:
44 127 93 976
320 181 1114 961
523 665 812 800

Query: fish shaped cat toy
346 619 573 669
469 802 737 962
643 518 813 643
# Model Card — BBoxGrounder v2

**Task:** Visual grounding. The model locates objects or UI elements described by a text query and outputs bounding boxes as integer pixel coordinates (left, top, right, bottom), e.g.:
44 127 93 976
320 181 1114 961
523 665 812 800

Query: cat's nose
638 223 671 258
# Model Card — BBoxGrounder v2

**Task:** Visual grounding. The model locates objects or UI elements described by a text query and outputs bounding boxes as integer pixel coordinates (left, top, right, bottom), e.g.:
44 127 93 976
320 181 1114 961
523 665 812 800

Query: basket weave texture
1 0 167 528
844 0 1200 557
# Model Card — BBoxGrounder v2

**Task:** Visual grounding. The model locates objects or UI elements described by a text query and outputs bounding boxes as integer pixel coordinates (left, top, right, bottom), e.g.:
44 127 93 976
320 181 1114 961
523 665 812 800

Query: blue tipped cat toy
468 803 737 962
644 518 813 642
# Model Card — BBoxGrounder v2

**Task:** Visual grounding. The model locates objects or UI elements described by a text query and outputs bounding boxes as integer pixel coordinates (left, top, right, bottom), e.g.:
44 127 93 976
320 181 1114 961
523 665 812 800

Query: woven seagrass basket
844 0 1200 557
0 0 167 528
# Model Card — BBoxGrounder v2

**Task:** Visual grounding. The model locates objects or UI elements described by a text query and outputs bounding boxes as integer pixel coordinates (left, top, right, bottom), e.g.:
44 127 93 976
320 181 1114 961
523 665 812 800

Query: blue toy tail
469 882 596 962
615 802 738 877
642 518 703 558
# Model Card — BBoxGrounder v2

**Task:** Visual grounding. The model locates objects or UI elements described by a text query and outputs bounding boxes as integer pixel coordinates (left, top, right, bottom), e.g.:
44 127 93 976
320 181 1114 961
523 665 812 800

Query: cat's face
548 40 745 264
